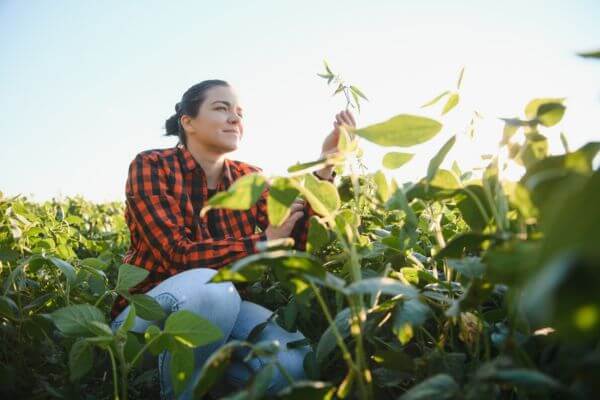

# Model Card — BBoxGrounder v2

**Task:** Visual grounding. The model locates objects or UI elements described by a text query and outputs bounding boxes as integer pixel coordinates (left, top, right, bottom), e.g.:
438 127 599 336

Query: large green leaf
201 173 266 216
51 304 106 336
164 310 223 348
267 177 300 227
295 173 340 217
353 114 442 147
69 339 93 381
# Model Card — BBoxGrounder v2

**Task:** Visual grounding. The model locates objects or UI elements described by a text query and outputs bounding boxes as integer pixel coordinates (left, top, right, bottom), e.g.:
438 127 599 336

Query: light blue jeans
110 268 310 399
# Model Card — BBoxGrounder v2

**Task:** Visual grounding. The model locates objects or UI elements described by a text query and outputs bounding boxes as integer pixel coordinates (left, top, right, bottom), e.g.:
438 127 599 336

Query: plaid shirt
111 144 334 318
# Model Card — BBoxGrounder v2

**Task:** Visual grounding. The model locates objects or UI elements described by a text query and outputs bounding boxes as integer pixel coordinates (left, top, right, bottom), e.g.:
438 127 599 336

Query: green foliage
2 57 600 400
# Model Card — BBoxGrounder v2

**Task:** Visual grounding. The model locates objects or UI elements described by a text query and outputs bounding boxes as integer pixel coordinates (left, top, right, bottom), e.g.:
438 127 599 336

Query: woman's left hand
321 109 357 157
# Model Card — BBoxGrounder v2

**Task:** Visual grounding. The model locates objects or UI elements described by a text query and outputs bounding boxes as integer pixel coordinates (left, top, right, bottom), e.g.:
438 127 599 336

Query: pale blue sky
1 0 599 201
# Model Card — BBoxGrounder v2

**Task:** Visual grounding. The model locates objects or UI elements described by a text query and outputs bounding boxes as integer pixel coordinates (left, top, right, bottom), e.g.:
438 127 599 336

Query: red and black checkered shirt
111 144 334 318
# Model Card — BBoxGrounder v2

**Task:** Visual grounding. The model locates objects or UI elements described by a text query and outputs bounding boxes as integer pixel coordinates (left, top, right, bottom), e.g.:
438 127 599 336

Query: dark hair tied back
164 79 229 147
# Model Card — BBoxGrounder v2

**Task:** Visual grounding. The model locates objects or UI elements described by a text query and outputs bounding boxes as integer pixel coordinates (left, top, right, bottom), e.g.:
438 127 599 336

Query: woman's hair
165 79 230 147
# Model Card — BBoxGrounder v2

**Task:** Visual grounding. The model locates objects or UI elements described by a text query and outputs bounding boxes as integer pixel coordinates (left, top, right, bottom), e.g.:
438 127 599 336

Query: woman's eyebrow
211 100 243 111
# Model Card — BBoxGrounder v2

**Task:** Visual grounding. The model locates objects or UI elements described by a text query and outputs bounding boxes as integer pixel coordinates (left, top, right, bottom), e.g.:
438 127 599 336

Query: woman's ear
180 114 193 134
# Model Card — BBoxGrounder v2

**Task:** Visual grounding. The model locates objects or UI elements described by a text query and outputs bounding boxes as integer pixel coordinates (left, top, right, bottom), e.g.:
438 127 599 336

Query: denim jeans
110 268 310 399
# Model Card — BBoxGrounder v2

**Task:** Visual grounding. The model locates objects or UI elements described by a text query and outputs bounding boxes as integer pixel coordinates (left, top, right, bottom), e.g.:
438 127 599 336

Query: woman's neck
185 141 225 190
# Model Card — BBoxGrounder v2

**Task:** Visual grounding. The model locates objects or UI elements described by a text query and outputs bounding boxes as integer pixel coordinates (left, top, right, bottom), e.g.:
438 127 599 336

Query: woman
110 80 356 399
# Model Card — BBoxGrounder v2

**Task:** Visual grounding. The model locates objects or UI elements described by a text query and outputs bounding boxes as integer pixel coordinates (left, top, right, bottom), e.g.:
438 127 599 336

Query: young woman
109 80 356 399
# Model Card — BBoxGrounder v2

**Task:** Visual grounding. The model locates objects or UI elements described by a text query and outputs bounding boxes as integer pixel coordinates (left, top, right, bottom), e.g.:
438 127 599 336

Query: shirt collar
176 144 235 186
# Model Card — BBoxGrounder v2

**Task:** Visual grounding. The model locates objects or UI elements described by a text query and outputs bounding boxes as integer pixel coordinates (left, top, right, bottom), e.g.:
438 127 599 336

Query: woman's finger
345 110 357 127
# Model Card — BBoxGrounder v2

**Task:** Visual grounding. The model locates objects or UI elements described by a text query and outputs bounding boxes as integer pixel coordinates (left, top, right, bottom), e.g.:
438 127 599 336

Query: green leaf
524 97 565 120
47 256 76 284
350 85 368 101
441 93 460 115
344 278 418 298
287 158 328 173
116 264 149 292
164 310 223 348
371 349 415 372
80 257 108 271
296 173 340 217
353 114 443 147
131 294 166 321
429 169 461 189
398 374 459 400
277 381 335 400
0 296 18 319
385 188 417 228
201 173 266 216
446 257 486 279
69 339 93 381
170 345 195 397
316 308 351 364
578 50 600 59
578 50 600 58
536 103 566 127
436 233 493 259
421 91 450 108
267 177 300 227
144 325 169 356
373 170 390 202
393 298 430 344
117 304 137 336
192 341 248 398
427 136 456 182
51 304 106 336
382 152 414 169
307 216 330 254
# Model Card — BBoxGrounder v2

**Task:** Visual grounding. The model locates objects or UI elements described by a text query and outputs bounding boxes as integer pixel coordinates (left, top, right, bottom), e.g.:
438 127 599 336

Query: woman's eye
216 106 243 118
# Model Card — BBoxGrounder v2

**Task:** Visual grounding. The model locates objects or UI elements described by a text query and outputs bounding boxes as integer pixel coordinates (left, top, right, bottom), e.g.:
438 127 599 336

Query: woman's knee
111 268 242 339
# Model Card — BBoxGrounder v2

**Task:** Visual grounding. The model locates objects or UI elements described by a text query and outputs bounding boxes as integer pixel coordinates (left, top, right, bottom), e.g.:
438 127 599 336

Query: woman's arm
125 153 267 273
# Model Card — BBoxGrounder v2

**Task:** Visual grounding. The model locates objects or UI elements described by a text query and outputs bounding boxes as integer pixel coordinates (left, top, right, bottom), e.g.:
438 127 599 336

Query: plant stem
107 347 120 400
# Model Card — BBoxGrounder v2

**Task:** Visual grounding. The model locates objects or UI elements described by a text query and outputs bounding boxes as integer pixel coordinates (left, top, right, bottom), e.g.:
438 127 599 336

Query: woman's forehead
206 86 243 109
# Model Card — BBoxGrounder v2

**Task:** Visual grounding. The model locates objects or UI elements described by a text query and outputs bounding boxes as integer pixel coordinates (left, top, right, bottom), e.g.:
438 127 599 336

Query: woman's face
181 85 244 153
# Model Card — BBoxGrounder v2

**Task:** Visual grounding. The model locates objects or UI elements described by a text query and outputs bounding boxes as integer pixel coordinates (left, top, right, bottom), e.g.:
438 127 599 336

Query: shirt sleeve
125 152 267 273
254 169 336 251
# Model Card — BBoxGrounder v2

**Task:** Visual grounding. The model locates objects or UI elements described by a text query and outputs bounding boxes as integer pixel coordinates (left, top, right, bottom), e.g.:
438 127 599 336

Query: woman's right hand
264 199 305 241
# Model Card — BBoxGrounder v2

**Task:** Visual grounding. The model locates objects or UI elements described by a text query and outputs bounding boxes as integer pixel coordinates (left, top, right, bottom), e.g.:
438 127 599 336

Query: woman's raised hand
264 199 305 241
321 109 357 157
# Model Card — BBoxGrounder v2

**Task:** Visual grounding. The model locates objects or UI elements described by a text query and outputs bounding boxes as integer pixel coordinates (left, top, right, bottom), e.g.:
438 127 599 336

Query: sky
1 0 599 202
